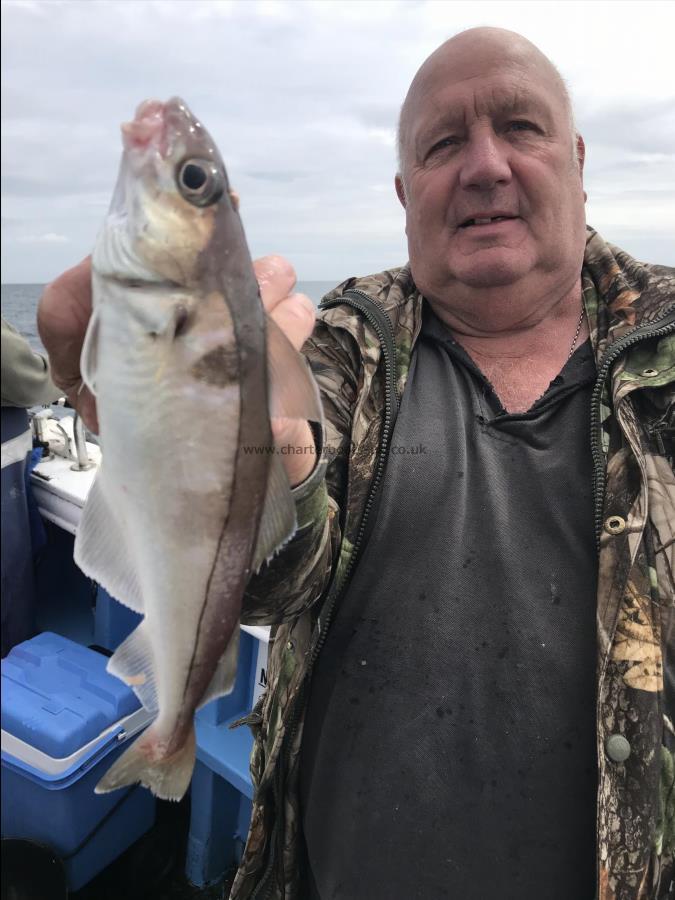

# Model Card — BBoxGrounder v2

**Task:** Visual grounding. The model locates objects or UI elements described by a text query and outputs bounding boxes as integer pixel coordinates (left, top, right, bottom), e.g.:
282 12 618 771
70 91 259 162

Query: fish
74 97 322 801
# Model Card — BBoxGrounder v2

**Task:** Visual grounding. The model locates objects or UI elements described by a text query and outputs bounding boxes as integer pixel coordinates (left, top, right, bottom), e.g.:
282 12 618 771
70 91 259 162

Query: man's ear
576 134 587 202
395 173 407 209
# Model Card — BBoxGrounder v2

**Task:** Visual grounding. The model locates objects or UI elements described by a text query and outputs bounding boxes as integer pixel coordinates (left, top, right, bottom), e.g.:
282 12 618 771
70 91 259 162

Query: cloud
17 232 70 244
1 0 674 283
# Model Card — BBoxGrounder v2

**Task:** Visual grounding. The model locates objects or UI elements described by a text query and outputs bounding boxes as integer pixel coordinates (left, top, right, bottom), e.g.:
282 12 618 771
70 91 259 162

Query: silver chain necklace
567 306 586 359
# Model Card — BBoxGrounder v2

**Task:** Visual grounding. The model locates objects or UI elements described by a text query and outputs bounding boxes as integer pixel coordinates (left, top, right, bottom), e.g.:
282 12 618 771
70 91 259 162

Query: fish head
94 97 234 287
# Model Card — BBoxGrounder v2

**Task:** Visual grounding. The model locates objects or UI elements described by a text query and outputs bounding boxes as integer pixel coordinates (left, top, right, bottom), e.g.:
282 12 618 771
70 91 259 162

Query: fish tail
95 725 196 802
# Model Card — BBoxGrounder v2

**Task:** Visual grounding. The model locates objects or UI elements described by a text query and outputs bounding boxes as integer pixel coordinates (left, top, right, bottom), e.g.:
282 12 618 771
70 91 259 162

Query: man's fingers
252 254 316 350
269 293 316 351
254 255 298 313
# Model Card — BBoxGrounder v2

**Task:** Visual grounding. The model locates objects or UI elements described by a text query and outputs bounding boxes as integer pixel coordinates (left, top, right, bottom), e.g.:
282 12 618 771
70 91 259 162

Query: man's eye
428 136 459 154
508 120 537 133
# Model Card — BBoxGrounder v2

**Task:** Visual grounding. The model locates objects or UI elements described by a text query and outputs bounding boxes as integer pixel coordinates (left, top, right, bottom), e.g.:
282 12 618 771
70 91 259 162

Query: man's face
397 43 587 298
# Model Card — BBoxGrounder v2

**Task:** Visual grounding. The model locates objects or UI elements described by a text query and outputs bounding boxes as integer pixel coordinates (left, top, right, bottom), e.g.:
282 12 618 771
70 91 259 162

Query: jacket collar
581 227 675 361
320 227 674 386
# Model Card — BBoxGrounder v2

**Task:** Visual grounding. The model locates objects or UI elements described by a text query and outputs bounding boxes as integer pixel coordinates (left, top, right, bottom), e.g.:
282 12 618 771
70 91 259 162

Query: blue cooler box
1 632 156 891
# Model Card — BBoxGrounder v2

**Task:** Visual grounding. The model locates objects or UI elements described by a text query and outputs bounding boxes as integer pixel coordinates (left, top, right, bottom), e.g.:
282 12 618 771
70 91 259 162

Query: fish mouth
121 100 167 155
120 97 202 161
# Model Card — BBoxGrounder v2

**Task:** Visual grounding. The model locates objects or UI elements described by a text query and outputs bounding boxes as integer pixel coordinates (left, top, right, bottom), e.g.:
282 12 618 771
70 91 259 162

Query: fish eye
177 158 224 207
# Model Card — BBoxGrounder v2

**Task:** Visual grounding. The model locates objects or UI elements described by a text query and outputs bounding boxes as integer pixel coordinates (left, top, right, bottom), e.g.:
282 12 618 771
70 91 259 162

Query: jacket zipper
590 307 675 549
308 287 400 669
252 289 399 899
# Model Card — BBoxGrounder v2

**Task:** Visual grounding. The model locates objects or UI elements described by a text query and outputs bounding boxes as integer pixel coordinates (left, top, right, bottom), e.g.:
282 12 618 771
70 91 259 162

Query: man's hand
37 254 318 487
255 255 319 487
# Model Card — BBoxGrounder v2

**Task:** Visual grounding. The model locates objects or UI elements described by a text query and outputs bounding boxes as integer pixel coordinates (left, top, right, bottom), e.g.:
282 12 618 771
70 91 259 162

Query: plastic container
1 632 155 891
187 625 270 886
93 585 142 653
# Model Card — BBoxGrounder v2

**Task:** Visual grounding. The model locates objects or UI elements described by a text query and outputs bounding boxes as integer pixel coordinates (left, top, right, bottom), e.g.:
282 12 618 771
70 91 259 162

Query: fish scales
74 98 321 800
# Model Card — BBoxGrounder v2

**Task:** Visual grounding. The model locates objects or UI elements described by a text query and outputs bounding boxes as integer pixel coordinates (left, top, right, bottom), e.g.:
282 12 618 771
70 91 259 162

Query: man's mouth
459 215 518 228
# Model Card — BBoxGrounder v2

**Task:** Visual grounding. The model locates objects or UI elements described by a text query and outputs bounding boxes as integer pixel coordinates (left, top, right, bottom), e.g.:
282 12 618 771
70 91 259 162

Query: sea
0 281 339 353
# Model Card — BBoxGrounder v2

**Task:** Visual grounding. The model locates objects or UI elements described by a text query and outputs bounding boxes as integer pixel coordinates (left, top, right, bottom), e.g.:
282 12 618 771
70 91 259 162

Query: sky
2 0 674 284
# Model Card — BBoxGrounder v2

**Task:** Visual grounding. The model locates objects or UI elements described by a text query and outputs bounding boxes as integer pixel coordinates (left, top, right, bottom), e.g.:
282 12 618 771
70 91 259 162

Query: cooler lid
1 632 141 757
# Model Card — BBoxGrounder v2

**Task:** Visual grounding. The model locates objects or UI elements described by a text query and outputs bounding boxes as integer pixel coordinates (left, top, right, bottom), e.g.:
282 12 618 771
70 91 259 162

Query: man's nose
459 130 512 190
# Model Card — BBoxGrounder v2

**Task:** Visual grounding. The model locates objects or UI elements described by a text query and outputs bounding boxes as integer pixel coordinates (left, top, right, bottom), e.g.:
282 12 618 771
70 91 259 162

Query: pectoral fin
251 453 297 573
266 315 323 424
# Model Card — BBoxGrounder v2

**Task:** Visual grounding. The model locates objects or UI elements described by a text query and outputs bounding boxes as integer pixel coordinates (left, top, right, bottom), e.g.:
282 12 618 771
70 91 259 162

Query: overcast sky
2 0 674 284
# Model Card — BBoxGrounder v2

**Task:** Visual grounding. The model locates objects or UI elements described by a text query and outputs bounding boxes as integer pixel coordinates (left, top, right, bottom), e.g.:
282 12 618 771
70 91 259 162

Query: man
1 318 61 655
38 27 673 900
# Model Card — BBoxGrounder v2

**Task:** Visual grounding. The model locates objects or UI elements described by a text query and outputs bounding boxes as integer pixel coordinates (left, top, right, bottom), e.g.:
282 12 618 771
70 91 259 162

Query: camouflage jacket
232 228 675 900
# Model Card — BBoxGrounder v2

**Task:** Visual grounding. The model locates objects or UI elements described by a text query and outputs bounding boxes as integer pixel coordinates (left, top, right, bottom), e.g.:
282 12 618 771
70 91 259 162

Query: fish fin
107 621 158 714
266 315 323 423
196 630 240 709
251 453 297 573
80 306 101 396
95 725 195 802
74 476 145 614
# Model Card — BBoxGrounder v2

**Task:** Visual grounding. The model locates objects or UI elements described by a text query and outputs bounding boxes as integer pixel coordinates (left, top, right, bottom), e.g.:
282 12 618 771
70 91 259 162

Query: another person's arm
1 317 61 408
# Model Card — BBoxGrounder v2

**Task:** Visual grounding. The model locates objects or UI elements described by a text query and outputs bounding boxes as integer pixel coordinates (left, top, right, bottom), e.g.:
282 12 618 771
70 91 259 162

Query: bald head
397 27 576 175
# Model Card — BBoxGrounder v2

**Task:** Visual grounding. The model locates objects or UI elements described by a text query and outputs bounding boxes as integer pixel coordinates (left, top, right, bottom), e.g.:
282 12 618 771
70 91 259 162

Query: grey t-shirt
300 303 599 900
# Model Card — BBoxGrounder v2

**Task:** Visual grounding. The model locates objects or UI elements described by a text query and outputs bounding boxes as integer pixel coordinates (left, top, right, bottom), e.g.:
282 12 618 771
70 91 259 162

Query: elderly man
38 26 673 900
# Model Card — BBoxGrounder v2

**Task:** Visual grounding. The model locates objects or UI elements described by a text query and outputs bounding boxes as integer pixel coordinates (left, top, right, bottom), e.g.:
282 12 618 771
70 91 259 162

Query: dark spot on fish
436 707 445 718
497 646 509 660
174 305 190 337
349 696 360 705
191 345 239 387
